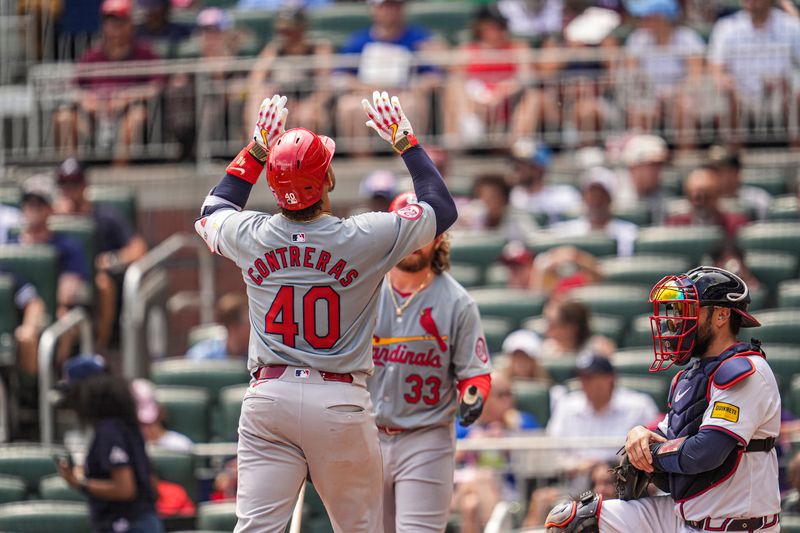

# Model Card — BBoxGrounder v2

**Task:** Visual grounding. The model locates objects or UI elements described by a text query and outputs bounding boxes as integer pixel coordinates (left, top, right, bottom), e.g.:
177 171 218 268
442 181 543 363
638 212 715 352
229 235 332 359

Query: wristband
392 134 419 155
226 140 267 185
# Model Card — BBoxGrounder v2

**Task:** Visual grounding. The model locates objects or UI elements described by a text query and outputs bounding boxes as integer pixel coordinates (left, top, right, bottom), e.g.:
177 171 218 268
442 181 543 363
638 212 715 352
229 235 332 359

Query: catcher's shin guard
545 491 602 533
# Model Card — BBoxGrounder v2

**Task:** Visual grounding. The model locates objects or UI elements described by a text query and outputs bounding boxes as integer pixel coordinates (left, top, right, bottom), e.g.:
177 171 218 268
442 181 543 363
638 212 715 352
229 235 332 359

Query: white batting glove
362 90 419 154
253 94 289 151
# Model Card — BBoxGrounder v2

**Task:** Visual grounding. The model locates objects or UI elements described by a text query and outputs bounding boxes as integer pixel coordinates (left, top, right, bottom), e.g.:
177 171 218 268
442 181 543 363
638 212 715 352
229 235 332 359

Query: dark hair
216 292 248 326
472 173 511 204
729 311 743 336
280 200 323 221
709 242 746 265
432 236 450 275
557 300 592 347
68 374 139 428
472 4 508 31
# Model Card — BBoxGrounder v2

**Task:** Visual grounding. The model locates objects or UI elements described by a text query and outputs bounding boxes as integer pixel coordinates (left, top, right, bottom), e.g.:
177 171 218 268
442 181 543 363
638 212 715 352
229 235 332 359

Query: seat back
528 232 617 258
469 289 546 330
197 501 238 532
155 386 211 444
148 448 197 503
510 381 550 427
0 444 65 494
635 226 724 264
566 284 651 324
218 385 248 443
0 245 58 320
0 500 90 532
0 275 18 366
0 474 26 504
38 474 86 502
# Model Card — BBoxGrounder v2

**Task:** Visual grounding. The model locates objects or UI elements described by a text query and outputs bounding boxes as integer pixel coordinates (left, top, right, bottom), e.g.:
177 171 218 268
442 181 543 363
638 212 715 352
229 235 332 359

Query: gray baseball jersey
195 201 437 374
368 272 492 429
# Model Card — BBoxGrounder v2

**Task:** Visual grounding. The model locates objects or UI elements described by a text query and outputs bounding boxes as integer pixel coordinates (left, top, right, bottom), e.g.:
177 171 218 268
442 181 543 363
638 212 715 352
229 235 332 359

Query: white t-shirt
510 184 582 224
547 386 659 461
708 8 800 101
626 26 705 94
498 0 563 37
551 216 638 256
154 430 193 453
738 185 772 221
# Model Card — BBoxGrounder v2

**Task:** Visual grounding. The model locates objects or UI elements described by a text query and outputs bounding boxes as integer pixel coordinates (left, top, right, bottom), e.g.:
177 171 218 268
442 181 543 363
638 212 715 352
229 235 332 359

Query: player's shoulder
437 272 473 302
712 352 768 390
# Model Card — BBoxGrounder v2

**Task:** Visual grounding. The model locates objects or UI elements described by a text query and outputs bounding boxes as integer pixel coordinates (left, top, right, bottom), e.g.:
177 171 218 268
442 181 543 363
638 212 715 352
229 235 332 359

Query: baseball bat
462 385 480 405
289 482 306 533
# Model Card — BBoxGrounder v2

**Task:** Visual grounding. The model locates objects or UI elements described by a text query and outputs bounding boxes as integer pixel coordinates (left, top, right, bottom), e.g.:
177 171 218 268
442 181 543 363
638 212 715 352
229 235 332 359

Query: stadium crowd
1 0 800 531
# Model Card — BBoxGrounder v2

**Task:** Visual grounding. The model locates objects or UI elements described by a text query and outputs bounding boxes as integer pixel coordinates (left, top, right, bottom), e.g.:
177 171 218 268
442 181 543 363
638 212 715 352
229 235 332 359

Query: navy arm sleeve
652 428 740 475
400 146 457 234
200 174 254 217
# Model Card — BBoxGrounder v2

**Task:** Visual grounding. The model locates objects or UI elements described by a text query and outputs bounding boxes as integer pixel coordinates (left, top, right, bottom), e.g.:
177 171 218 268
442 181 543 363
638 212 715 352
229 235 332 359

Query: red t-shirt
77 42 161 90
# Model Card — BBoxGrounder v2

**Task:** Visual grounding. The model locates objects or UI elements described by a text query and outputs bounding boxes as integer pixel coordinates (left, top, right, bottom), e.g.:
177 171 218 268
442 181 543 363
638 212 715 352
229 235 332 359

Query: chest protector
664 341 765 502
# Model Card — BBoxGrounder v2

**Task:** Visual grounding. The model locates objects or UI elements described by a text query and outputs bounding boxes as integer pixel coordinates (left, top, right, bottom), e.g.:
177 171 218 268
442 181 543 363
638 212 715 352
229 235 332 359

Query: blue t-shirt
7 233 89 281
455 410 539 439
186 338 227 360
84 418 157 531
339 25 435 75
92 205 134 255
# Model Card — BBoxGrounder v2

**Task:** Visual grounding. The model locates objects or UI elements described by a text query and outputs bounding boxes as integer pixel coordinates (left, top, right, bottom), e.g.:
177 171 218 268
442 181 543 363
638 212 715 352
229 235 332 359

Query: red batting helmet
267 128 336 210
388 191 417 212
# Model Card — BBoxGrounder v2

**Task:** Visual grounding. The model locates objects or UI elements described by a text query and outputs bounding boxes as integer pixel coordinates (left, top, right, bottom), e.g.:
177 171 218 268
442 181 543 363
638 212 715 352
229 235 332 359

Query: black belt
745 437 775 453
686 514 779 531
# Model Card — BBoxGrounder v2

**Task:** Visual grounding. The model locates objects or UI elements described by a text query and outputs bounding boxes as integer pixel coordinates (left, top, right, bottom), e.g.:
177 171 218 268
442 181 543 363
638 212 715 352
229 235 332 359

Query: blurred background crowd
1 0 800 532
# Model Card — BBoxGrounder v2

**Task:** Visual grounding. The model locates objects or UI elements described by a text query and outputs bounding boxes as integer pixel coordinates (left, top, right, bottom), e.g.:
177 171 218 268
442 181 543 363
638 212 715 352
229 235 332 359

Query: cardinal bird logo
419 308 447 353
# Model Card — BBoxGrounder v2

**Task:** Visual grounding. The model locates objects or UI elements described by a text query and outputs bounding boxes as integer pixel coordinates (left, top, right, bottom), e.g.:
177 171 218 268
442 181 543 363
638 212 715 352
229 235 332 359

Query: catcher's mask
648 266 760 372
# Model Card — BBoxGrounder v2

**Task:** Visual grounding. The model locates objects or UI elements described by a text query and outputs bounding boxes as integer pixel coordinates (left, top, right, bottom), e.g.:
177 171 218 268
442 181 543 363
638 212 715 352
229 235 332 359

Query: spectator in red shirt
54 0 162 165
666 165 749 239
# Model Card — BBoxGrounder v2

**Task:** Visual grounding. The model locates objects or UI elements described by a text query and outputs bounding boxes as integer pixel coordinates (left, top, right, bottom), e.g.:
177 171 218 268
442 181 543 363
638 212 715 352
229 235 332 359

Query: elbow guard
545 491 601 533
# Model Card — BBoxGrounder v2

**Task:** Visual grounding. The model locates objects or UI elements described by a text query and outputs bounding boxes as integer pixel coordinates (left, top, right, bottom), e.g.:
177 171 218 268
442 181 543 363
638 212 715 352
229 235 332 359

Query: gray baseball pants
234 367 383 533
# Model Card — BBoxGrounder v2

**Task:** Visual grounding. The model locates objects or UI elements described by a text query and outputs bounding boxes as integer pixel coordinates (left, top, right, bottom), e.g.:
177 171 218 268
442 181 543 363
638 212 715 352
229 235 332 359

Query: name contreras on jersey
372 343 443 368
246 245 360 287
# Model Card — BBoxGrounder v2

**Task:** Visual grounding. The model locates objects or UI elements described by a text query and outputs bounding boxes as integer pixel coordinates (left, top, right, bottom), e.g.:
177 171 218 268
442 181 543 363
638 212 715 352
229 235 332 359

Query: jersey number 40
265 285 341 349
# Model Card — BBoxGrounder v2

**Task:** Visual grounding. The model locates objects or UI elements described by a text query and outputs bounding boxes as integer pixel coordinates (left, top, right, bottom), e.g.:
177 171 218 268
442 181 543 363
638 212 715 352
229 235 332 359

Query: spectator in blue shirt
334 0 444 153
186 292 249 360
135 0 193 58
0 269 46 376
11 175 89 320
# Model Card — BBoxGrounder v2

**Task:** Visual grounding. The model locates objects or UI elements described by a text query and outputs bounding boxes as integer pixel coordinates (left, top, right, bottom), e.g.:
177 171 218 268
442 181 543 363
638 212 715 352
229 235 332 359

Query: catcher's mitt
611 452 651 500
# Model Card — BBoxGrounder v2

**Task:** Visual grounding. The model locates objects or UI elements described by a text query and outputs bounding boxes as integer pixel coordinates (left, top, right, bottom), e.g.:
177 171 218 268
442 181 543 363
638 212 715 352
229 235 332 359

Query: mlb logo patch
292 233 306 243
295 369 310 378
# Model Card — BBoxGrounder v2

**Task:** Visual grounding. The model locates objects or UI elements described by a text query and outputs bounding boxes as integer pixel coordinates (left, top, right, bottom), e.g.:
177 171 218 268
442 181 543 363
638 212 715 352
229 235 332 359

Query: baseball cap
56 157 87 185
621 134 668 167
625 0 680 20
197 7 233 31
360 170 397 200
131 379 160 425
707 145 741 170
21 174 56 205
63 354 107 384
580 166 618 196
275 6 307 29
101 0 132 18
500 240 534 267
564 7 621 46
575 353 615 376
510 138 552 168
502 329 542 359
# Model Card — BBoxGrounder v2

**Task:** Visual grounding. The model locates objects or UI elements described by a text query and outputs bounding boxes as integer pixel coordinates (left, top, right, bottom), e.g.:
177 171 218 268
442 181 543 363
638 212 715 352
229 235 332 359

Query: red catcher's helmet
388 191 417 212
267 128 336 210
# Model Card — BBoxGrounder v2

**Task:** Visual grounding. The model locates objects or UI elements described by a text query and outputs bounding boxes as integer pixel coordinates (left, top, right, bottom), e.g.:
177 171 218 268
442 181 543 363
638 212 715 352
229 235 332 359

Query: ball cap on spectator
510 138 552 168
565 7 621 45
101 0 133 18
708 145 741 170
56 158 87 185
500 240 534 266
580 166 618 196
621 134 668 167
360 170 397 200
21 174 57 205
625 0 680 21
575 353 615 376
131 378 160 425
63 354 107 384
502 329 542 359
197 7 233 30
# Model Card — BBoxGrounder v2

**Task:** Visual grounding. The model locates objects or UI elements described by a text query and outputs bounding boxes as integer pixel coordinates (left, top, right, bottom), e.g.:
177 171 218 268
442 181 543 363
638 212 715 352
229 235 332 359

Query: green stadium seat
778 280 800 308
527 232 617 258
148 448 197 502
48 215 97 287
738 221 800 255
0 474 26 504
186 324 227 350
407 2 473 44
623 314 653 348
0 444 65 494
0 501 90 532
600 255 690 287
86 185 137 228
0 188 20 208
744 251 798 294
448 263 483 288
155 386 211 444
151 358 250 403
303 482 331 532
766 195 798 221
617 376 670 412
484 264 509 288
612 205 651 227
521 314 626 346
751 309 800 345
218 384 248 442
481 316 514 354
782 515 800 533
230 11 275 51
760 344 800 397
634 226 724 264
788 375 800 416
309 4 370 48
566 284 652 324
612 348 680 385
748 286 768 311
449 233 507 282
540 358 577 385
511 381 550 427
38 474 85 502
468 288 546 329
0 275 18 366
740 167 787 196
197 501 238 532
0 245 58 320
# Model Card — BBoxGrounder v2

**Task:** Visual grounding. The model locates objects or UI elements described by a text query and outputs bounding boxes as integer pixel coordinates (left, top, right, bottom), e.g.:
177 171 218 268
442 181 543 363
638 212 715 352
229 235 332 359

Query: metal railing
121 233 214 379
3 46 798 168
38 307 93 445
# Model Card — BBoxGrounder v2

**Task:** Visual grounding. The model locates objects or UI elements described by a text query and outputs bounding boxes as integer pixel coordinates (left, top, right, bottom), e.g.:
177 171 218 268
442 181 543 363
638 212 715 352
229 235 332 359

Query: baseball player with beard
369 192 492 533
195 92 457 532
545 266 780 533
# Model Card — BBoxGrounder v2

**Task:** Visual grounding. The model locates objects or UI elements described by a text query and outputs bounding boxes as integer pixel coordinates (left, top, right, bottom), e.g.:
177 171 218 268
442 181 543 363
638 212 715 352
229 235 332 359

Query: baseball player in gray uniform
195 92 458 533
545 266 780 533
368 192 493 533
